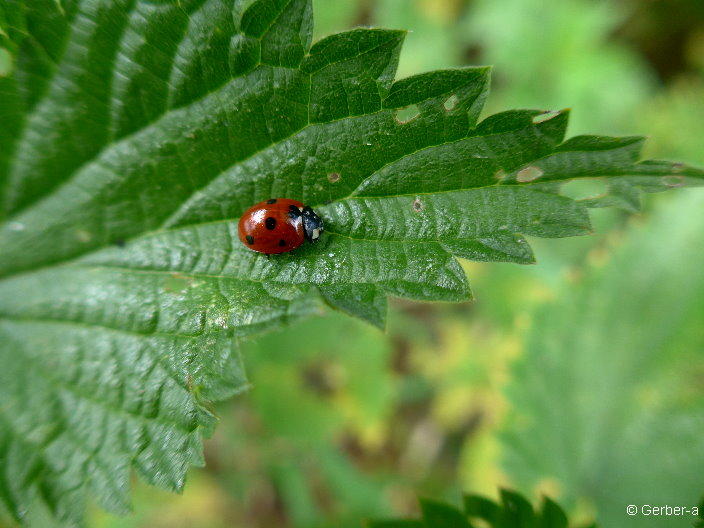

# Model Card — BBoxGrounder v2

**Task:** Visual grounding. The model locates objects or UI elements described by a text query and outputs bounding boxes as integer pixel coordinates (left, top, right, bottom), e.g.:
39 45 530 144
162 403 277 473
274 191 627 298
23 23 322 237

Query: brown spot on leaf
516 166 544 183
443 94 459 111
662 175 685 187
395 104 420 124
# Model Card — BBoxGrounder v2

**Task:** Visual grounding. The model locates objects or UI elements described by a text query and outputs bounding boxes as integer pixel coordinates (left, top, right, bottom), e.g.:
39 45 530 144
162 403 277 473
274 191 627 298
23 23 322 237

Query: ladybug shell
238 198 306 254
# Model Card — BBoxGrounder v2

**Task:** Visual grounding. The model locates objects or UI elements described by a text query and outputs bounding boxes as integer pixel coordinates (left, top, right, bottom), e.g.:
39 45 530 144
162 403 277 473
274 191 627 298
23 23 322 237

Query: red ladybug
238 198 324 254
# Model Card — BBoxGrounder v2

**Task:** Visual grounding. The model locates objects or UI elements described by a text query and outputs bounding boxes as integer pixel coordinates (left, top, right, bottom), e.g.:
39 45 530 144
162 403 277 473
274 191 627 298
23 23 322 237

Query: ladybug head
301 206 324 243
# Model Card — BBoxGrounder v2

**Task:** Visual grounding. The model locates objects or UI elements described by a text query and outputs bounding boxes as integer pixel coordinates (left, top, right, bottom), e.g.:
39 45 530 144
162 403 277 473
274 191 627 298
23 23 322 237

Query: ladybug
238 198 324 254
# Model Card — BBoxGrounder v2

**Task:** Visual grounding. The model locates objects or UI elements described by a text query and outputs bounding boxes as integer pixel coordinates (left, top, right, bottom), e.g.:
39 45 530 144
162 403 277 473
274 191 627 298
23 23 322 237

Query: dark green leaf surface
367 491 588 527
419 498 473 528
319 283 388 329
0 0 702 524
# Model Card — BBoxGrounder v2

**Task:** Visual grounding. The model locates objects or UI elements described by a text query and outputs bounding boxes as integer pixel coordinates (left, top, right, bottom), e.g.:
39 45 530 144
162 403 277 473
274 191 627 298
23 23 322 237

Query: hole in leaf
443 94 459 111
395 104 420 124
561 179 608 201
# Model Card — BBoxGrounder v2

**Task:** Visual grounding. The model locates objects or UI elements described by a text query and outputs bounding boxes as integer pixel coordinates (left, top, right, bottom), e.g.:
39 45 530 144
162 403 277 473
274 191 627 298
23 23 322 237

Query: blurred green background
92 1 704 527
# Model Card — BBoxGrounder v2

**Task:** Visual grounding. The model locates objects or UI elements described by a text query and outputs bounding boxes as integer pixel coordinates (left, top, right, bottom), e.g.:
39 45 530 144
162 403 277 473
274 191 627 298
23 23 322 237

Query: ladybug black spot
279 239 287 247
246 235 255 245
265 217 277 230
266 198 277 204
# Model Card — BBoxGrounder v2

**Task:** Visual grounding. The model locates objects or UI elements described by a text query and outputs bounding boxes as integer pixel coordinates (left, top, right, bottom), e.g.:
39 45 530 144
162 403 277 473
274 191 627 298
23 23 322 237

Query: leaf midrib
1 7 663 287
0 172 606 285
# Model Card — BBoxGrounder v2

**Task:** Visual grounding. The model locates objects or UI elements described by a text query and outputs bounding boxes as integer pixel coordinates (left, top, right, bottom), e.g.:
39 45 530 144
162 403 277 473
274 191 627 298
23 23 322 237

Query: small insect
238 198 324 254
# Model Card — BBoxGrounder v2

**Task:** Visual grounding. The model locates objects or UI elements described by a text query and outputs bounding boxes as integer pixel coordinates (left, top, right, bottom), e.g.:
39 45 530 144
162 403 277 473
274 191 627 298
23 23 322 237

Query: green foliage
639 77 704 165
368 489 593 527
461 0 655 134
229 313 395 527
501 191 704 528
696 498 704 528
373 0 461 78
311 0 359 40
0 0 702 525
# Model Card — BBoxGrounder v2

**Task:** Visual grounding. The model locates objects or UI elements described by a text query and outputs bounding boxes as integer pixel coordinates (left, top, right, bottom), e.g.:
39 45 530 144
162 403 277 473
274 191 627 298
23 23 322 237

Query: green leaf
463 495 501 524
368 490 588 527
540 498 569 528
498 489 535 528
367 521 425 528
501 191 704 528
236 311 395 525
319 283 388 329
419 498 474 528
0 0 702 524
